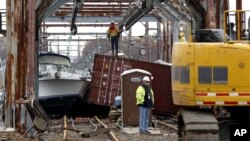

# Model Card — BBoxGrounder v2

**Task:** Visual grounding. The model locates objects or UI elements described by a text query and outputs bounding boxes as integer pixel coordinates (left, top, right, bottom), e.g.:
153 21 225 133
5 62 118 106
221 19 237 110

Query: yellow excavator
172 10 250 141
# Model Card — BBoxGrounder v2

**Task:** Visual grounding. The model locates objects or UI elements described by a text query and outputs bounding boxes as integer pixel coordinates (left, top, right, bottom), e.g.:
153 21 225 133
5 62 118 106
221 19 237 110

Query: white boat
38 52 90 119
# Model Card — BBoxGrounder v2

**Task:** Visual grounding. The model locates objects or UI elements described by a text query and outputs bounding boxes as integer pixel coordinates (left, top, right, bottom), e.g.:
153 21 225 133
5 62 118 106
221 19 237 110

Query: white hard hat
111 20 115 24
142 76 150 82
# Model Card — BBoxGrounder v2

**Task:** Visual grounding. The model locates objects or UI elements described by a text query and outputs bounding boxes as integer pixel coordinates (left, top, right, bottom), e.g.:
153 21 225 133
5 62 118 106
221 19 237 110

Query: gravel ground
0 129 178 141
0 131 38 141
0 117 178 141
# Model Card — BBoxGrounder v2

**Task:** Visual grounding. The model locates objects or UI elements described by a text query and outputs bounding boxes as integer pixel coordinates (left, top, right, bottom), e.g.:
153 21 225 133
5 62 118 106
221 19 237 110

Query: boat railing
39 64 86 78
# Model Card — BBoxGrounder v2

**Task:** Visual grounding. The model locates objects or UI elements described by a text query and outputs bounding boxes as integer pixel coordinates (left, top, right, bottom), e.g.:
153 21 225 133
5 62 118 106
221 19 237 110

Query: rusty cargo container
88 54 132 106
88 54 183 115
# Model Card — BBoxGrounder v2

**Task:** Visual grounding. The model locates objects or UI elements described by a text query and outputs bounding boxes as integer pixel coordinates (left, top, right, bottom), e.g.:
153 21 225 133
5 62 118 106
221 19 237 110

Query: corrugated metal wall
89 54 183 115
89 55 132 105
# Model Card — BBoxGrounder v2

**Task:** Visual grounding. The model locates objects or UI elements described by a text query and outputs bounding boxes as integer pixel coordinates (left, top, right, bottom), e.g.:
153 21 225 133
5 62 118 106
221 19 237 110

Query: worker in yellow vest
136 76 154 134
107 21 120 56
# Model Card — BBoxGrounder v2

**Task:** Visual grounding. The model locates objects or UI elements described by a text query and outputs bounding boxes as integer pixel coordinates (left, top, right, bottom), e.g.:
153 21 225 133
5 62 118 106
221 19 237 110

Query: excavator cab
224 10 250 41
172 10 250 107
172 10 250 141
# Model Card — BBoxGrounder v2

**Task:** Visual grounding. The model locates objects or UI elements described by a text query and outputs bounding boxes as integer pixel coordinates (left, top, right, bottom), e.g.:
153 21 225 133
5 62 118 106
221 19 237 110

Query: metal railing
224 10 250 42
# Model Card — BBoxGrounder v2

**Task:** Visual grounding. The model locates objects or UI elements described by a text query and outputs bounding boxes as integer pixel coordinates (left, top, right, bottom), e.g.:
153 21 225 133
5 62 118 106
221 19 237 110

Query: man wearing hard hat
136 76 154 134
107 21 120 56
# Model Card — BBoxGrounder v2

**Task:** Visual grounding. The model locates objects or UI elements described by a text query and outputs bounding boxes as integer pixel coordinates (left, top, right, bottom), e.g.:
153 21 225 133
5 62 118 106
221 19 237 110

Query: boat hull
38 78 89 119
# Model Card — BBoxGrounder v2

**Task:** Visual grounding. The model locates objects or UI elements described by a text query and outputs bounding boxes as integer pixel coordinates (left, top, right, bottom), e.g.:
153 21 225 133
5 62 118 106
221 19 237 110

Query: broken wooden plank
80 128 111 138
94 116 120 141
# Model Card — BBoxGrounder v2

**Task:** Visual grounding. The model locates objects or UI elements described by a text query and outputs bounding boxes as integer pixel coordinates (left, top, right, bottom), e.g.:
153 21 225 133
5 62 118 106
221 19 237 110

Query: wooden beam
81 128 111 138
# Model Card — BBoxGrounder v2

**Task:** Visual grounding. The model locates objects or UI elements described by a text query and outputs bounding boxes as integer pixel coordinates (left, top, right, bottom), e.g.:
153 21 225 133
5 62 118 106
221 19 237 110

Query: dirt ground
0 118 178 141
0 130 178 141
0 131 37 141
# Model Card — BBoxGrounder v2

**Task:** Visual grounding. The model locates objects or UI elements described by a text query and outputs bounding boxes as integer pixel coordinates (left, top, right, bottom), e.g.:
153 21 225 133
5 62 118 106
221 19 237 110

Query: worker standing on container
107 21 120 56
136 76 154 134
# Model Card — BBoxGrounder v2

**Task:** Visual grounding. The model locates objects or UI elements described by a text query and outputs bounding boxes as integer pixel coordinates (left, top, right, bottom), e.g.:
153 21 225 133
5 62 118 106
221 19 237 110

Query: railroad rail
153 119 178 131
94 116 120 141
1 114 178 140
61 115 121 141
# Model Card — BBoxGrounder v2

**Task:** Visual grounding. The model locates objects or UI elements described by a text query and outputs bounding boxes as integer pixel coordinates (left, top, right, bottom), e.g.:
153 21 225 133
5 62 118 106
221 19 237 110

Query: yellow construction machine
172 10 250 141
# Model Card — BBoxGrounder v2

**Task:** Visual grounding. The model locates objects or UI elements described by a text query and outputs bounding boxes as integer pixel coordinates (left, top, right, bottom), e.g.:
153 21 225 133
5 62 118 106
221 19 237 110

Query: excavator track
178 109 219 141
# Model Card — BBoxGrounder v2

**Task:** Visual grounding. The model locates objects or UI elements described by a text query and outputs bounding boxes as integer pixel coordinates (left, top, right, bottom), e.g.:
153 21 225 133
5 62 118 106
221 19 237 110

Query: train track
80 116 178 141
0 114 178 141
94 116 120 141
22 115 120 141
153 119 178 131
62 115 120 141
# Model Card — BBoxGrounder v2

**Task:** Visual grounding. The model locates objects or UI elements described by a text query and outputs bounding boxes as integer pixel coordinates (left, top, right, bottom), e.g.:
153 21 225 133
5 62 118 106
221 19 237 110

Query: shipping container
88 54 183 115
88 55 132 106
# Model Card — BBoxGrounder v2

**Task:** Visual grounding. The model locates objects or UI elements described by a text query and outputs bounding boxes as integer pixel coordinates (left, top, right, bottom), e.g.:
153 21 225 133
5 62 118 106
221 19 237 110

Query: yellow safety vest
107 26 119 37
136 85 154 105
179 37 186 42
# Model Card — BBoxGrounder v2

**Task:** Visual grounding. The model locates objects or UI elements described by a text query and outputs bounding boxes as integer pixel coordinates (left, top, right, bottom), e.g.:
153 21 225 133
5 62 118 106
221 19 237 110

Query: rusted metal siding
5 0 36 133
89 54 182 115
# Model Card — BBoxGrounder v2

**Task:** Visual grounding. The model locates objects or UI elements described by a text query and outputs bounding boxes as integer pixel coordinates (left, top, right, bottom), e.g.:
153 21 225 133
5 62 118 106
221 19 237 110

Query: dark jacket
136 84 154 108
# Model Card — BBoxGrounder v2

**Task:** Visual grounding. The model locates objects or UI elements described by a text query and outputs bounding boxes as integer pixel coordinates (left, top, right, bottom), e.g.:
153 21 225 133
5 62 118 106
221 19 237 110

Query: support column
206 0 216 28
41 22 47 51
162 22 167 62
168 21 175 63
57 36 59 54
236 0 242 40
78 36 80 59
5 0 36 133
216 0 229 29
145 22 149 61
156 21 161 60
129 28 132 58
